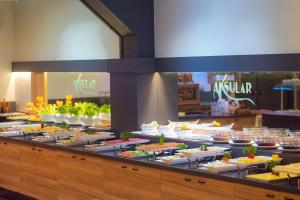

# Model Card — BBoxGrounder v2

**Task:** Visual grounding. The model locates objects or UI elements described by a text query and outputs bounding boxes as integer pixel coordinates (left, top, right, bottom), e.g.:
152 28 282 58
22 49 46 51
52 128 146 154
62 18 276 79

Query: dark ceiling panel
156 54 300 72
100 0 154 58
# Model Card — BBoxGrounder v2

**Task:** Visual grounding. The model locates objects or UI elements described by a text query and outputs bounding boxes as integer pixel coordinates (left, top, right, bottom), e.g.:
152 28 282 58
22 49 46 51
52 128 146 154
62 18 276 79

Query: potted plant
54 102 72 123
80 102 99 126
242 146 257 159
120 131 134 141
96 104 111 124
39 104 56 122
65 103 82 125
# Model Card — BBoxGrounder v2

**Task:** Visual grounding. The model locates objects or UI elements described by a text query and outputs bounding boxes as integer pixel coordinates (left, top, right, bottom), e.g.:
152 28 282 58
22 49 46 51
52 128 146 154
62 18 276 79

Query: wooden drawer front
103 160 161 200
20 146 57 180
128 163 161 180
103 160 131 200
280 193 300 200
58 152 103 200
235 184 280 200
19 145 58 200
161 170 233 200
20 171 58 200
0 141 20 192
128 164 161 200
203 178 234 198
161 170 200 190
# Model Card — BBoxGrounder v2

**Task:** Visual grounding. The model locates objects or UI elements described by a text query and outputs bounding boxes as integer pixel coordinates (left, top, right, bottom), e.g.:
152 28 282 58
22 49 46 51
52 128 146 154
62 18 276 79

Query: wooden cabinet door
127 163 161 200
103 160 161 200
102 159 132 200
161 170 234 200
19 145 58 200
161 170 203 200
280 193 300 200
57 151 103 200
234 184 280 200
0 140 20 192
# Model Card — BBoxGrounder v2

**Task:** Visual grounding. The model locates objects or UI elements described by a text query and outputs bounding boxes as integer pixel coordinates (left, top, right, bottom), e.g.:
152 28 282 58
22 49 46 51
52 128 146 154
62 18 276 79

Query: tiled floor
0 188 35 200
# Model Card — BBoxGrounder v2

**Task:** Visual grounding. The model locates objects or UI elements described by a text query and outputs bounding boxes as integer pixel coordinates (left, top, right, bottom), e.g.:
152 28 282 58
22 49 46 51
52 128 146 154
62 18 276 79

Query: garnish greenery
242 146 257 154
200 144 208 151
178 143 187 150
120 131 134 141
223 152 232 159
155 133 165 145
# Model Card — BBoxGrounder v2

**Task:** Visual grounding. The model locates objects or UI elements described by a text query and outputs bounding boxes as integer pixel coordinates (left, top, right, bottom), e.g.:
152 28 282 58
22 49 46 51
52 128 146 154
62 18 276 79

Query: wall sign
73 73 96 95
213 74 255 105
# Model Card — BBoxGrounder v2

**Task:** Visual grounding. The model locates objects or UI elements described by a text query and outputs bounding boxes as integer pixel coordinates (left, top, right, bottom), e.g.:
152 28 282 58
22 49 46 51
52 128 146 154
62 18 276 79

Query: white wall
13 0 120 61
155 0 300 57
0 2 14 101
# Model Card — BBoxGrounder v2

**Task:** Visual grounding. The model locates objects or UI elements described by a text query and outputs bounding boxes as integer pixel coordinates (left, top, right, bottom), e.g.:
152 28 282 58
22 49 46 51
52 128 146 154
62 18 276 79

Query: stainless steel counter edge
1 136 299 195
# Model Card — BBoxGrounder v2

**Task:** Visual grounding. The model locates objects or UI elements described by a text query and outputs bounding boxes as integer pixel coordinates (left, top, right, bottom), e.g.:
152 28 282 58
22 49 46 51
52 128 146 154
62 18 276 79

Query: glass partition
177 72 300 117
47 72 110 105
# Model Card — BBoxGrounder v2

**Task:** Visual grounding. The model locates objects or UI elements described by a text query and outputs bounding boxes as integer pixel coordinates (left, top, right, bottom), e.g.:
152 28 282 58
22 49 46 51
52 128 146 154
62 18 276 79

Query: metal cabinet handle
265 194 275 198
198 180 206 184
184 178 192 182
80 157 86 161
121 165 127 169
132 168 139 171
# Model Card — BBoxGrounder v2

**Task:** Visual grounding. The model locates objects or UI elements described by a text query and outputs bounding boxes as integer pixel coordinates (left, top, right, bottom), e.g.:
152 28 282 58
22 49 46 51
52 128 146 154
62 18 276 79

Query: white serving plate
156 156 188 165
253 144 279 149
85 138 150 152
0 121 25 128
199 161 239 173
0 131 22 137
229 156 281 167
278 147 300 153
228 140 253 146
177 146 228 158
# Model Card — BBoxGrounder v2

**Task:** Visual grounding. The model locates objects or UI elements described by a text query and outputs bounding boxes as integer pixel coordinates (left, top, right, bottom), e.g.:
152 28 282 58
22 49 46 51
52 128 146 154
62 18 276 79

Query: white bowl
80 116 94 126
65 115 80 125
40 114 54 122
53 114 65 123
93 115 102 124
141 127 158 134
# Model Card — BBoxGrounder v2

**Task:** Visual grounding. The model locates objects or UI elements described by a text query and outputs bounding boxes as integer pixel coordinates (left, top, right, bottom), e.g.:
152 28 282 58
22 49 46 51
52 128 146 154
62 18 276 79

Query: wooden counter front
0 138 299 200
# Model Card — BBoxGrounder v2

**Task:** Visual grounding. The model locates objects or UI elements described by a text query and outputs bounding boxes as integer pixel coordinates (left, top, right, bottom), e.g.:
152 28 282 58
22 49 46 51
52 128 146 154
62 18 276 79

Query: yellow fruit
214 122 221 127
181 125 189 130
272 154 279 160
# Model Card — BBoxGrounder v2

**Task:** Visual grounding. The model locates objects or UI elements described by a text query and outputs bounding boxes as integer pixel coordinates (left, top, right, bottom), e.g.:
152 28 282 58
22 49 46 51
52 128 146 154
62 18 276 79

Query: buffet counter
0 134 299 200
180 113 257 130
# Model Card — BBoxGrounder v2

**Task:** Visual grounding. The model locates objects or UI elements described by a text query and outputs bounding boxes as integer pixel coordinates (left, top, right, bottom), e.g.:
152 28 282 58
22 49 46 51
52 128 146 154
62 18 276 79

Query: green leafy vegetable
155 133 165 145
178 143 187 150
120 131 134 141
200 144 208 151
